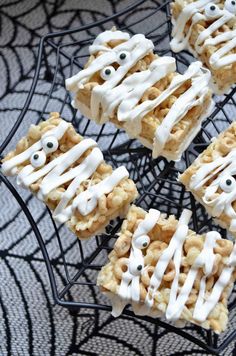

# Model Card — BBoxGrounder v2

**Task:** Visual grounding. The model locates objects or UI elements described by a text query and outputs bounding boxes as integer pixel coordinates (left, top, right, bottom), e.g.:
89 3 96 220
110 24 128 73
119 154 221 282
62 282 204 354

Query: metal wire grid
1 0 236 354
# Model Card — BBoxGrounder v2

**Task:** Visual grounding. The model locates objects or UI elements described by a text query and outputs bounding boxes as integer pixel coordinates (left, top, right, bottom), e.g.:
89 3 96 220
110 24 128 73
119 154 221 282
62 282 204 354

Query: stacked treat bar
98 206 236 333
1 113 138 239
66 30 213 161
2 9 236 333
170 0 236 93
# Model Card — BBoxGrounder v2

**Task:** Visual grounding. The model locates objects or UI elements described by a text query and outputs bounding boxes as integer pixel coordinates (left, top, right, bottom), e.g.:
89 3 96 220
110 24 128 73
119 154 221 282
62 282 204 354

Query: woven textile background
0 1 236 355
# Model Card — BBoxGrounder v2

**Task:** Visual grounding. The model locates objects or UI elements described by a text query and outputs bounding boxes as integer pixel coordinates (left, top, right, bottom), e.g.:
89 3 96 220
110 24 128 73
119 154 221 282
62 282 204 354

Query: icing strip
89 30 130 54
153 63 210 158
118 209 161 303
170 0 236 70
99 57 176 131
166 230 220 321
19 138 97 194
1 120 69 176
208 31 236 69
53 147 103 222
145 209 192 309
189 149 236 231
66 32 153 94
72 166 129 217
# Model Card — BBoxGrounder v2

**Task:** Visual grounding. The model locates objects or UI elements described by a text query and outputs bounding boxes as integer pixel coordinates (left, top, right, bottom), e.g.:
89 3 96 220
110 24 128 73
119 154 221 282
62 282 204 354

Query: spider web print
1 0 236 355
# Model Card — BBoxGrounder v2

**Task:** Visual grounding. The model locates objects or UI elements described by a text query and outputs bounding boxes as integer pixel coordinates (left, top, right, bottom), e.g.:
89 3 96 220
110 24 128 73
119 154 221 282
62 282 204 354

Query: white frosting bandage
170 0 236 93
66 30 213 161
179 122 236 236
190 149 236 231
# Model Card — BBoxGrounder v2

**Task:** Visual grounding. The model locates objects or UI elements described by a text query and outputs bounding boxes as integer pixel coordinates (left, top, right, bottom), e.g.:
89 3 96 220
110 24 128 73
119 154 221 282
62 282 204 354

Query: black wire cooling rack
1 0 236 354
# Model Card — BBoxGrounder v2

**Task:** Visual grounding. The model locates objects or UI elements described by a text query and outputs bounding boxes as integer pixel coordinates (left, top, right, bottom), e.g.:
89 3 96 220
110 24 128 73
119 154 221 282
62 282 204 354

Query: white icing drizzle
192 248 234 322
1 120 69 176
1 122 130 221
170 0 236 70
89 30 130 54
19 138 97 194
145 209 192 310
112 208 236 324
53 147 103 222
153 62 210 158
66 32 154 94
71 165 129 217
189 149 236 231
207 30 236 68
96 56 176 133
165 230 220 321
117 209 161 309
66 30 211 160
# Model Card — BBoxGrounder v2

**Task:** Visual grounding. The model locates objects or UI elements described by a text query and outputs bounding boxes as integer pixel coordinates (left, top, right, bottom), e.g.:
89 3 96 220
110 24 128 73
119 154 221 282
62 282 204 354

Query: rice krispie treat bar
179 122 236 236
1 113 138 239
66 29 213 161
97 205 236 333
171 0 236 94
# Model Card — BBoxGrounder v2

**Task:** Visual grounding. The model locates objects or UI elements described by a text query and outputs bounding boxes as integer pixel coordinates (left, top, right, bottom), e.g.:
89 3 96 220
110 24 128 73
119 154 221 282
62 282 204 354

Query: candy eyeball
134 234 150 249
100 66 115 80
130 263 143 276
129 259 144 276
224 0 236 14
204 3 221 18
117 51 130 65
219 175 236 193
41 135 59 154
30 151 46 168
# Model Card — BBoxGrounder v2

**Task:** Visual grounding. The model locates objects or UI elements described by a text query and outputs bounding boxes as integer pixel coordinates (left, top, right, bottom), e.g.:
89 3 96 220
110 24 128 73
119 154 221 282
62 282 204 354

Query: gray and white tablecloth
1 1 236 355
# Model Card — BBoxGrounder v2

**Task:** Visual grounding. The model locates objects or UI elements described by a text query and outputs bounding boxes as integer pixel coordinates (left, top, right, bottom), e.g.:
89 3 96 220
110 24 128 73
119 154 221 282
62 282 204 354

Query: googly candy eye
30 151 46 168
224 0 236 14
204 3 221 18
129 259 144 276
100 66 115 80
133 235 150 249
219 175 236 193
117 51 130 65
42 135 59 154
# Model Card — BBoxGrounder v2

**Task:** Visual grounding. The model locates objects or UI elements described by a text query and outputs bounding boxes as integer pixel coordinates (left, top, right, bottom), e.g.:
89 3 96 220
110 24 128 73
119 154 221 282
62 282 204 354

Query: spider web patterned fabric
1 0 236 355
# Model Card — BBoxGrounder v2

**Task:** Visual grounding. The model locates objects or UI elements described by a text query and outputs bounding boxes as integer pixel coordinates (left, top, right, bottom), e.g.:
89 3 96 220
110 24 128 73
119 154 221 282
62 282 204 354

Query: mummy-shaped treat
97 205 236 333
1 113 138 239
66 29 213 161
180 122 236 235
171 0 236 94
